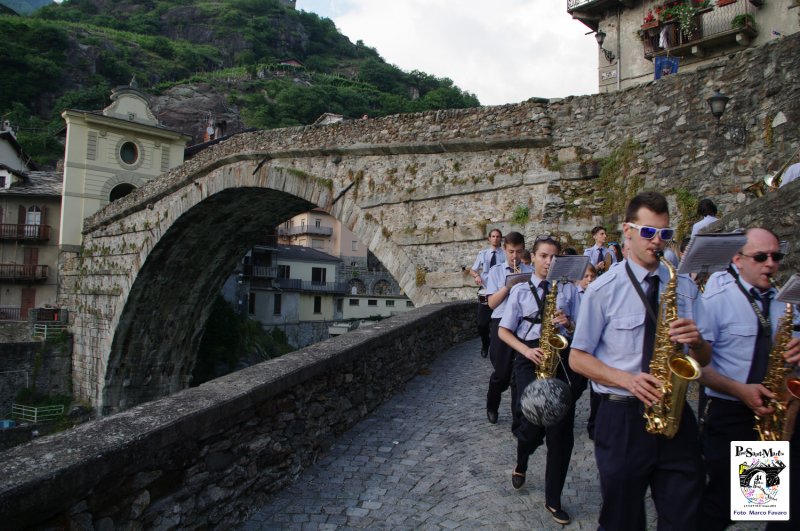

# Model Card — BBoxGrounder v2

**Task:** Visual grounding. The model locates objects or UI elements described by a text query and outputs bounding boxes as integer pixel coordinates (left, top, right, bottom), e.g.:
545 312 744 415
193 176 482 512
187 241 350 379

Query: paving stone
240 338 764 530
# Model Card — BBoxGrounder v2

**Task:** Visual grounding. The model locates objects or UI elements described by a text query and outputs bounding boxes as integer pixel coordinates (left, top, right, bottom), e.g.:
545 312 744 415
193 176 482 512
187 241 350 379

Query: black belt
598 393 637 403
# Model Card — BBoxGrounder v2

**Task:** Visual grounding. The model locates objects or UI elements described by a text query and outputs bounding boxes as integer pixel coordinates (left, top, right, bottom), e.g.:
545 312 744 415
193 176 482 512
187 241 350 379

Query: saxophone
755 281 799 441
536 280 569 380
643 252 702 438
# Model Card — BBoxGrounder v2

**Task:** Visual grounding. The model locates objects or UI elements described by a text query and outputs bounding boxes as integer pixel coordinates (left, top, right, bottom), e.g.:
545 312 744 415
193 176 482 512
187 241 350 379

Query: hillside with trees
0 0 480 167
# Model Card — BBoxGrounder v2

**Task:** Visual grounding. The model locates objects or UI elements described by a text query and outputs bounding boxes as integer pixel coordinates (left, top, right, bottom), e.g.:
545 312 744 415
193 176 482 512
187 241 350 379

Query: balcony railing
567 0 625 14
277 225 334 237
273 278 348 293
0 264 48 281
0 306 21 321
640 1 758 58
0 223 51 241
243 265 278 278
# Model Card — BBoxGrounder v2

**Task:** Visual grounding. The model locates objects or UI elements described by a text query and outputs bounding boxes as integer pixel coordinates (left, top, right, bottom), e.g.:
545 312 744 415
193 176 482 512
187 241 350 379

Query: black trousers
486 319 516 415
594 396 704 531
702 397 799 531
511 340 579 509
477 303 492 351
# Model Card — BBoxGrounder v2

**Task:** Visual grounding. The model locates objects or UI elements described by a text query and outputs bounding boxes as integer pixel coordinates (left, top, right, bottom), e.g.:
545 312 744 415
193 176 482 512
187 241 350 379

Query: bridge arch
64 156 431 413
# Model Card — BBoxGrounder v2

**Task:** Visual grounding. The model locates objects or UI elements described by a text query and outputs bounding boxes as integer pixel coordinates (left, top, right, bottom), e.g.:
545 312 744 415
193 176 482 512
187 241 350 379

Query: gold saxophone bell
744 178 768 198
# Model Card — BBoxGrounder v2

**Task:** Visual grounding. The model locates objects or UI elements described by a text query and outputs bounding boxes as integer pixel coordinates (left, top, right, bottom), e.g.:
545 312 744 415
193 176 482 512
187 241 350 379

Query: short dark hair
697 198 717 217
591 226 606 236
504 231 525 247
625 191 669 222
532 236 561 254
488 228 502 238
680 236 691 253
563 247 578 255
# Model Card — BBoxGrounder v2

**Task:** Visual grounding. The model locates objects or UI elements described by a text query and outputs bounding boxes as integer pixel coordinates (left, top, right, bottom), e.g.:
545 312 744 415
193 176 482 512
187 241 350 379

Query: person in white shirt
470 229 505 357
690 198 718 236
780 162 800 187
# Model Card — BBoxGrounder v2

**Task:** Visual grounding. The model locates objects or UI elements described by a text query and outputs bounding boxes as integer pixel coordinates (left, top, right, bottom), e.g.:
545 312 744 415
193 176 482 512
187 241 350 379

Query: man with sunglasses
570 191 711 531
695 227 800 531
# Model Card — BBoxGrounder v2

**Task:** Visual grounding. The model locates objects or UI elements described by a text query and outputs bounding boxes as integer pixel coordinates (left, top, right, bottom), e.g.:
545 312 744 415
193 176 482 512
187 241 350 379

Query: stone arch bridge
61 33 800 414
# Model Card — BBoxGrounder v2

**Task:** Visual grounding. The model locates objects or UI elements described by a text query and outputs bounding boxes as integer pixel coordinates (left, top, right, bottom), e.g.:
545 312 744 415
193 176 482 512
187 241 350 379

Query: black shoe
545 505 570 525
480 347 488 358
511 467 526 489
486 409 498 424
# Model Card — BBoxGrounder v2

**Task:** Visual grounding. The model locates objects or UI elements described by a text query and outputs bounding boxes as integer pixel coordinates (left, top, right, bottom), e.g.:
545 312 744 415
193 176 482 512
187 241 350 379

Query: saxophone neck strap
625 261 658 324
726 265 772 331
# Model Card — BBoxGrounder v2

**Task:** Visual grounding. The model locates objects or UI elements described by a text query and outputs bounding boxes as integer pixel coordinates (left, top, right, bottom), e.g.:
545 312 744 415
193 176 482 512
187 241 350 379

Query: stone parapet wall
0 301 474 529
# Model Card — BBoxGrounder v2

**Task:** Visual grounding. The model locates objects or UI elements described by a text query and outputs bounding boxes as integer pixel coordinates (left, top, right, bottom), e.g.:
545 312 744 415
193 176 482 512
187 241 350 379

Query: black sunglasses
738 251 785 263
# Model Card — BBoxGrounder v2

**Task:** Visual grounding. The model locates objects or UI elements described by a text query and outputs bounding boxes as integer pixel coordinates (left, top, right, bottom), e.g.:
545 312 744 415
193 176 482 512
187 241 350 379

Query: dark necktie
489 251 497 268
598 247 604 263
540 280 550 297
641 274 660 371
746 289 772 384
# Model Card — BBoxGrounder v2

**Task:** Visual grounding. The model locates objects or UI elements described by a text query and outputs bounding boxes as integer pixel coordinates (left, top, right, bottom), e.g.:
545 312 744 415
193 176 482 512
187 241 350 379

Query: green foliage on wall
193 296 294 386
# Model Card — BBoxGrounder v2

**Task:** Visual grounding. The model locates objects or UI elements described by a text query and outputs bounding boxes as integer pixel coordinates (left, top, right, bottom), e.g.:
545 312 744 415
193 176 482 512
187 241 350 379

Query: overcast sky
294 0 599 106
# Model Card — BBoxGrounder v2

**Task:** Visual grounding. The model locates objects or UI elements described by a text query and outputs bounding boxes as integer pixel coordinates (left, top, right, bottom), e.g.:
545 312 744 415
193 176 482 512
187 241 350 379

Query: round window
120 142 139 165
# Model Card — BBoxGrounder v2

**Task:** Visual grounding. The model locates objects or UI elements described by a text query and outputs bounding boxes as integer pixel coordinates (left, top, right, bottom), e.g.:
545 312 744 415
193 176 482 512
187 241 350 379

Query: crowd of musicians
468 192 800 530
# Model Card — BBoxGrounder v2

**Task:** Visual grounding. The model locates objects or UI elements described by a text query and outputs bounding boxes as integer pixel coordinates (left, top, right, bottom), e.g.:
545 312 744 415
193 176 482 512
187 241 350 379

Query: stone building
568 0 800 93
59 83 191 251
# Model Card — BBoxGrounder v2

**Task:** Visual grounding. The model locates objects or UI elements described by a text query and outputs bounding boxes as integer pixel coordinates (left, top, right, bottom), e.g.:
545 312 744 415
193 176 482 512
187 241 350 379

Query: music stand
677 232 747 276
546 255 591 284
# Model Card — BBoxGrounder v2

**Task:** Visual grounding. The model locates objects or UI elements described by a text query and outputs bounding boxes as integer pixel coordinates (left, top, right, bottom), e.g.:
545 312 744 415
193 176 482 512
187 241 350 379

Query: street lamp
595 30 616 63
706 89 746 145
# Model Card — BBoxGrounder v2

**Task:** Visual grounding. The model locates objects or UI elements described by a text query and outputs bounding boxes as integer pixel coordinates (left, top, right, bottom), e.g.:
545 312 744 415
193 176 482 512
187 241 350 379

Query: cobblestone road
241 338 763 530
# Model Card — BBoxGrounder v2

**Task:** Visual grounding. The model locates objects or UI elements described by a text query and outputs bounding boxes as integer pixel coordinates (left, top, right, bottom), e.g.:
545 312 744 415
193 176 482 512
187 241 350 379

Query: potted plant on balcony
642 9 659 29
664 1 702 40
731 12 756 29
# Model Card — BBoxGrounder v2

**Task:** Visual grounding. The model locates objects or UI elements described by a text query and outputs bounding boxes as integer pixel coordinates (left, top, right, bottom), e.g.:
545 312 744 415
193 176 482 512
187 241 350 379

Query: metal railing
11 403 64 423
32 323 69 341
0 223 51 241
0 306 21 321
640 1 757 56
567 0 613 12
0 264 48 281
277 225 333 237
248 265 278 278
273 278 349 293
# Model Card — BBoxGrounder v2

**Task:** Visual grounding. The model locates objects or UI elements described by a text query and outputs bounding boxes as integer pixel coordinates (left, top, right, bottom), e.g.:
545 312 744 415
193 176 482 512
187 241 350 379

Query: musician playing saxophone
569 192 711 531
497 236 577 525
695 227 800 531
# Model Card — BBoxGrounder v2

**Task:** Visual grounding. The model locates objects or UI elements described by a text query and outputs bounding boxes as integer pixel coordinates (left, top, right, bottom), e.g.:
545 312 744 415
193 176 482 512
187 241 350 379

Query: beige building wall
60 86 190 251
594 0 799 93
0 195 62 312
297 293 335 321
280 209 367 260
340 295 414 320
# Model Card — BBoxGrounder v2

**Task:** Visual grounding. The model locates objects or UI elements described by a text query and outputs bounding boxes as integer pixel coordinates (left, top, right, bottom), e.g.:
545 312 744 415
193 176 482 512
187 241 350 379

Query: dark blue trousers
512 341 579 509
594 395 704 531
487 319 515 415
477 303 492 351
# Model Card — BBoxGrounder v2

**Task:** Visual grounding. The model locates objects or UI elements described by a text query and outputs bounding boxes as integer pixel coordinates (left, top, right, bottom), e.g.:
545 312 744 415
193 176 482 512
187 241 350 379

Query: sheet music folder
547 255 591 283
776 274 800 305
677 232 747 275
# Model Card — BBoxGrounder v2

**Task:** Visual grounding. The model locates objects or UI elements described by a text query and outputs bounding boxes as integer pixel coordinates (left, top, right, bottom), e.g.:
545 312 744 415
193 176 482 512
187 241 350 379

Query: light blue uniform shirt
556 281 583 339
572 259 700 396
485 262 534 319
584 244 617 268
499 278 549 341
696 267 800 401
471 247 505 285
